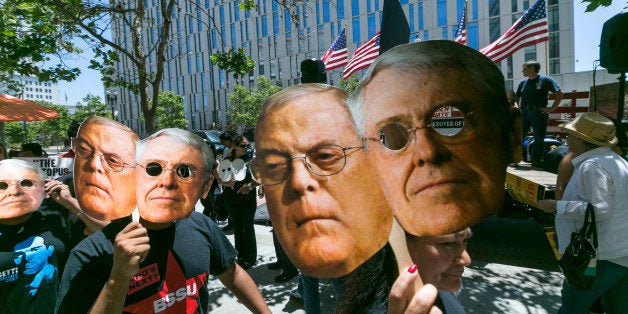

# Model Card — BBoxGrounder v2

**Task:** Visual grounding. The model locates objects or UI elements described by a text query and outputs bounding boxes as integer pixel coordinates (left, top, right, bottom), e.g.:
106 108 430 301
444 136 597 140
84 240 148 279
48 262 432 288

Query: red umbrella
0 94 59 122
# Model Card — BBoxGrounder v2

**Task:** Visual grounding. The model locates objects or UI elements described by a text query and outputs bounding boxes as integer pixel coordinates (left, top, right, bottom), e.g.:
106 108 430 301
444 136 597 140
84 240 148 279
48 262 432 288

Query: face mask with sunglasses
0 179 39 191
364 105 482 151
218 159 247 182
137 162 197 181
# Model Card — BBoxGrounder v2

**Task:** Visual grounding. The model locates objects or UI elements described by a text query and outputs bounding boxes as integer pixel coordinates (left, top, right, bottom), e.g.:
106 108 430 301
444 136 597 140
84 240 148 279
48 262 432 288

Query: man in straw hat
537 112 628 313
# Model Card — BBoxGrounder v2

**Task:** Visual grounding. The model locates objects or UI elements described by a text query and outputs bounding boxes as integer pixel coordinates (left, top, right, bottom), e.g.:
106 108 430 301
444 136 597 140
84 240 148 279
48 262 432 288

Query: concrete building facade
109 0 617 135
0 75 60 104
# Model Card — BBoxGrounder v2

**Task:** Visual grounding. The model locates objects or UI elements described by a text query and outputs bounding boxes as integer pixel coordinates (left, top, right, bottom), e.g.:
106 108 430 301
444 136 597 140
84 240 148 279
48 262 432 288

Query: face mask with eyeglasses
73 138 134 172
364 105 484 151
250 143 363 186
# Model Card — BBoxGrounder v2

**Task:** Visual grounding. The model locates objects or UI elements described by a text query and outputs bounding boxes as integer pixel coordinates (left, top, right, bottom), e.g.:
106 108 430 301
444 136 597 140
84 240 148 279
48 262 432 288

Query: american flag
342 32 380 79
454 0 468 45
480 0 549 63
321 29 348 71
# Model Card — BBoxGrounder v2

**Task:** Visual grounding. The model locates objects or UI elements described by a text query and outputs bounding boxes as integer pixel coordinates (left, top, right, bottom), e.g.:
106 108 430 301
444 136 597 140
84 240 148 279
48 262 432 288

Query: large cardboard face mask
255 90 393 278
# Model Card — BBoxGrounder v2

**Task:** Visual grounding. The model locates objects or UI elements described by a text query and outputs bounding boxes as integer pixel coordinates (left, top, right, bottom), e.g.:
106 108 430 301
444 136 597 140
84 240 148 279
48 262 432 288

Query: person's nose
4 182 25 196
455 249 472 266
86 153 106 172
410 128 449 167
157 169 178 189
286 158 318 195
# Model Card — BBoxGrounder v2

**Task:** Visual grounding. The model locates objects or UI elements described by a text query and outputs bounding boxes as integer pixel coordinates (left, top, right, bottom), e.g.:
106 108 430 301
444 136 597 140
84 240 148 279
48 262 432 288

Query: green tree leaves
227 77 281 129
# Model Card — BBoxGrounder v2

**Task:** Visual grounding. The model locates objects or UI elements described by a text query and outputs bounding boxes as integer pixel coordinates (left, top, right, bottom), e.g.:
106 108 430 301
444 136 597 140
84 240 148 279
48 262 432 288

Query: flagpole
544 41 549 75
464 0 469 46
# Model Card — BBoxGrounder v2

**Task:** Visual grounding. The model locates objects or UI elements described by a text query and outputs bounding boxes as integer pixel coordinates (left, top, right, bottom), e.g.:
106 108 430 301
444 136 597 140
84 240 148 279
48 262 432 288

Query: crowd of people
1 40 627 314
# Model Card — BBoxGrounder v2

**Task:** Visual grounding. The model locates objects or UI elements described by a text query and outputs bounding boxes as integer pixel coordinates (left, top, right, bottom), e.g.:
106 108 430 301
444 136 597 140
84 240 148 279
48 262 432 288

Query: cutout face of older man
135 129 213 228
0 160 46 225
349 41 522 236
253 84 393 278
73 116 139 221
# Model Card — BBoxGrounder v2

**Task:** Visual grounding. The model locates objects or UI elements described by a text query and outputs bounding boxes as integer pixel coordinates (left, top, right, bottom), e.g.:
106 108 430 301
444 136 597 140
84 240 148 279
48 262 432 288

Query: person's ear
200 174 213 199
508 107 523 164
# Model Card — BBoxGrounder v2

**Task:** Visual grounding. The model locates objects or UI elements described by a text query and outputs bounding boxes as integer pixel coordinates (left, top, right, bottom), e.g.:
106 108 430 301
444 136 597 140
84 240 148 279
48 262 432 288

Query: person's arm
217 263 271 313
44 179 108 234
89 222 150 314
543 90 563 113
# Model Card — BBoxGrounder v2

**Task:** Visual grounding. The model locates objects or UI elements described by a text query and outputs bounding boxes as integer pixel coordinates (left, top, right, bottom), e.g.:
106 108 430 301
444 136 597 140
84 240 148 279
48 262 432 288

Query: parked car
193 130 226 157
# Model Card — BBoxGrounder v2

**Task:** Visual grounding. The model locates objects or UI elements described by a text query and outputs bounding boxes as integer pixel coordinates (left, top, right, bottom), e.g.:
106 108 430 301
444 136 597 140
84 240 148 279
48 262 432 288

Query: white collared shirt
556 146 628 266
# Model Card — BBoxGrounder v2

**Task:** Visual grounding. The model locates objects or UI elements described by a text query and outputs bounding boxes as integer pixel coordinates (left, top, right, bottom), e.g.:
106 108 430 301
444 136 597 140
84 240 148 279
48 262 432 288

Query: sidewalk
206 223 339 313
202 203 563 313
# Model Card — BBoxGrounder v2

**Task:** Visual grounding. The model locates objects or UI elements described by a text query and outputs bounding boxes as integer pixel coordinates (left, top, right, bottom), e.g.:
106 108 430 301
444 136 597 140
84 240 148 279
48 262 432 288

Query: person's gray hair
256 83 356 142
0 159 47 181
348 40 511 136
136 128 215 177
79 116 139 141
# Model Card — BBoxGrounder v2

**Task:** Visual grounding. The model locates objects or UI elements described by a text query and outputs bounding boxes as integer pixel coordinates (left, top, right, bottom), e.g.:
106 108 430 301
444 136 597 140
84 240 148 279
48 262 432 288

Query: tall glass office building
110 0 573 135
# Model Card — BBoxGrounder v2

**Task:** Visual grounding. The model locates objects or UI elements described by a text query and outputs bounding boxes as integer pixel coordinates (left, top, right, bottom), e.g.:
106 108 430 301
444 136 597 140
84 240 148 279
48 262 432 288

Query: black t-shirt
56 211 237 314
0 211 70 314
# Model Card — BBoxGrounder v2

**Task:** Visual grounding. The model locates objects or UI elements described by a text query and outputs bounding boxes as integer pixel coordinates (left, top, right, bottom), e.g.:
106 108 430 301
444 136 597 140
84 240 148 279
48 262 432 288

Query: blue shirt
516 75 561 109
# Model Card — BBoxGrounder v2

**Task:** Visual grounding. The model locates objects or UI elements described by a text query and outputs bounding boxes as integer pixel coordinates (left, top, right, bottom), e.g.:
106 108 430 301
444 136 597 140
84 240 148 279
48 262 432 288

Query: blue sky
58 0 627 107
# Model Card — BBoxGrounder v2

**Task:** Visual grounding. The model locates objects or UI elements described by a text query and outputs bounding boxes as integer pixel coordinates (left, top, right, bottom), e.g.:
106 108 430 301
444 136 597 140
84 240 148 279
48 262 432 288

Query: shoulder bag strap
583 203 598 248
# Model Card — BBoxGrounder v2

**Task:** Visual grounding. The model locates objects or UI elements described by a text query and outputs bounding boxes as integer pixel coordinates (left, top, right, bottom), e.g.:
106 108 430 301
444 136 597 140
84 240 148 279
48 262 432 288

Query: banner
16 157 73 179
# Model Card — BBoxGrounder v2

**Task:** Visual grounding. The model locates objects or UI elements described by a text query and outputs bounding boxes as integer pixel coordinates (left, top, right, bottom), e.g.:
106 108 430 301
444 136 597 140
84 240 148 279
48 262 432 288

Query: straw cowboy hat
559 112 618 147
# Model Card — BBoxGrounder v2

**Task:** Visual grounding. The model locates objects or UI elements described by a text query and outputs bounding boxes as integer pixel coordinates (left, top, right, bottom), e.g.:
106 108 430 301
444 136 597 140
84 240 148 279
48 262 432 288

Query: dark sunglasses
0 179 36 190
139 162 196 181
238 143 251 149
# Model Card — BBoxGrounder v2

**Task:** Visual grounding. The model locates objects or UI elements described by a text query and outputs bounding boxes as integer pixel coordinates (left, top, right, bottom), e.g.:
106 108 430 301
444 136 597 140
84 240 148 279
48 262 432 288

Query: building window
352 17 361 43
489 0 500 16
442 27 448 39
548 5 559 32
524 46 536 61
352 0 360 16
316 1 321 24
273 12 279 35
418 2 424 30
317 25 325 50
409 4 414 32
506 56 513 79
337 0 345 19
262 15 268 37
549 59 560 74
423 30 429 41
437 0 447 26
472 0 478 20
367 13 376 38
285 9 292 32
231 23 237 45
323 0 330 22
468 21 478 49
549 32 560 58
286 32 293 55
489 17 500 42
511 0 517 12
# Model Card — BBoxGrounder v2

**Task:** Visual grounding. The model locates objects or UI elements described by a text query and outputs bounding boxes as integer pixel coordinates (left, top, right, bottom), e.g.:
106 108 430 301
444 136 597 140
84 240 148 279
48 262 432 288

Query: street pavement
196 202 565 313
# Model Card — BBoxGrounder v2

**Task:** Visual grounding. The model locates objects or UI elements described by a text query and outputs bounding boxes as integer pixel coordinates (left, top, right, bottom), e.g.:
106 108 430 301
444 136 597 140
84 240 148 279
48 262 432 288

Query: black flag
380 0 410 54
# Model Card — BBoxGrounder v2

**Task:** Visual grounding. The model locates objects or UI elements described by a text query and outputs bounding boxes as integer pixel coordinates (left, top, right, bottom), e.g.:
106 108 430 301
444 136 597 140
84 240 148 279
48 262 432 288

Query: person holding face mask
219 135 259 270
347 40 522 238
57 128 270 314
0 159 70 313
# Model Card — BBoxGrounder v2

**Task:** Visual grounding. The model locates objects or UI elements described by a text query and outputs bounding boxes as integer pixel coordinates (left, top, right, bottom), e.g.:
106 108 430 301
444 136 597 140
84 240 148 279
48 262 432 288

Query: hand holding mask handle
388 217 441 314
